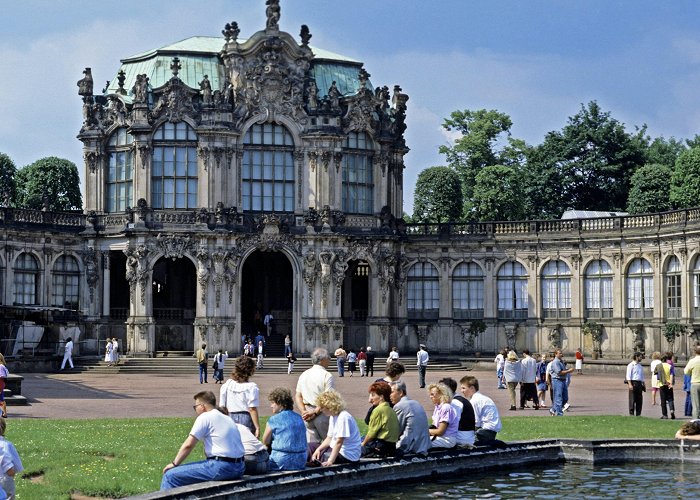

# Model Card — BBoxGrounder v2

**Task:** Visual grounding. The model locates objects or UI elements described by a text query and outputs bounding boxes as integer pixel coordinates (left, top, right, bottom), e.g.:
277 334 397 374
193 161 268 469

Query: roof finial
266 0 280 31
170 57 181 77
300 25 312 46
223 21 240 43
116 70 127 95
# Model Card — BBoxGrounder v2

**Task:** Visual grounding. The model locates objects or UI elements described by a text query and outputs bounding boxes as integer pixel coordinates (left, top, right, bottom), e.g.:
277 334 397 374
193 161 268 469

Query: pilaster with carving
378 250 396 304
319 251 334 307
303 251 319 306
82 247 100 304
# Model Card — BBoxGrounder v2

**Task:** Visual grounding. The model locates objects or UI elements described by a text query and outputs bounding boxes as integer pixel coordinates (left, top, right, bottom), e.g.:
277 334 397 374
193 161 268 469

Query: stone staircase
5 374 28 407
74 356 467 375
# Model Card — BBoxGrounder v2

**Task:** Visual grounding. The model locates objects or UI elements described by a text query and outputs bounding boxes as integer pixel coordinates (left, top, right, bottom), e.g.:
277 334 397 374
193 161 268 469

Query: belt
207 456 244 463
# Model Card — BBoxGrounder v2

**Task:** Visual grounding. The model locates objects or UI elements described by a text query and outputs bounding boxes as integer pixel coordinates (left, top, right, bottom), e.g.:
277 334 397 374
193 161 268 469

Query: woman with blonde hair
0 354 8 418
220 356 260 437
427 383 458 449
503 350 522 411
311 390 361 466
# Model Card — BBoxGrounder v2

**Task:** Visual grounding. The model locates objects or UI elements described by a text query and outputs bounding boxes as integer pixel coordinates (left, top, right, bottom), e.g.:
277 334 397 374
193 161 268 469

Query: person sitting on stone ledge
361 381 400 458
161 391 245 490
675 420 700 441
439 377 475 447
459 375 502 446
232 422 269 475
311 390 362 466
427 383 459 450
389 380 430 456
263 387 307 471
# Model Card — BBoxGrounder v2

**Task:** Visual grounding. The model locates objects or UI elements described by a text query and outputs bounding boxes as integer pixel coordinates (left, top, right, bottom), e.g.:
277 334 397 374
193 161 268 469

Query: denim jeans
160 459 244 490
418 365 427 388
337 358 345 377
551 378 567 416
199 363 208 384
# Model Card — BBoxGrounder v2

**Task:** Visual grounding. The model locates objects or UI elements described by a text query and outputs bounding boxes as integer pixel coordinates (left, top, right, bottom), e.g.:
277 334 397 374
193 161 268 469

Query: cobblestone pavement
12 365 690 421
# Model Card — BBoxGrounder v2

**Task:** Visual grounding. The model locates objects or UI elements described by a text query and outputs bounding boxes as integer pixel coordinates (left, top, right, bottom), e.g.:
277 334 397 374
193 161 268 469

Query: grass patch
9 415 680 498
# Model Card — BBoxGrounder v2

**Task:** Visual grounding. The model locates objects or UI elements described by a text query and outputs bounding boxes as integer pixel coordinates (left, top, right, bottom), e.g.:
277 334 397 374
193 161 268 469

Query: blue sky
2 0 699 214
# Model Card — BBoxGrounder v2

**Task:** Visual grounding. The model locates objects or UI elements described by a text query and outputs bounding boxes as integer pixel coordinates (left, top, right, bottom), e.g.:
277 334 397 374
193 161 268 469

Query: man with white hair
389 380 430 456
366 346 376 377
295 347 335 444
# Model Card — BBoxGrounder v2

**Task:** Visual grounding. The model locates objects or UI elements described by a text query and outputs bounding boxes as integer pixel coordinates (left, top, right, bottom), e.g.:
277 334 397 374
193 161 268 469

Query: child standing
0 418 23 499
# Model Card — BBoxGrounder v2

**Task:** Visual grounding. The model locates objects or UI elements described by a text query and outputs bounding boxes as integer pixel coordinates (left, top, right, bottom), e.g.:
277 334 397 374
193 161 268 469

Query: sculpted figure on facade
306 79 318 110
631 324 645 356
332 252 348 305
265 0 281 31
505 324 518 350
378 250 396 303
547 324 561 351
196 249 210 304
124 244 150 306
132 74 149 104
327 81 341 111
156 233 192 260
303 251 318 305
319 251 334 306
199 75 213 106
77 67 93 96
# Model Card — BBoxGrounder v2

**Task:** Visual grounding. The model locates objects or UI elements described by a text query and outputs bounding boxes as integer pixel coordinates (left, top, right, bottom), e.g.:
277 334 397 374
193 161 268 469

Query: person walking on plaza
347 348 357 376
575 348 584 375
213 349 228 384
494 349 505 389
60 337 74 370
520 349 539 409
358 348 367 377
655 354 675 419
536 353 549 408
104 338 113 366
626 352 645 416
196 343 209 384
684 345 700 419
160 391 245 490
256 341 264 369
295 348 335 445
503 351 522 411
334 345 347 377
366 346 376 377
416 344 429 388
286 351 297 374
549 349 574 416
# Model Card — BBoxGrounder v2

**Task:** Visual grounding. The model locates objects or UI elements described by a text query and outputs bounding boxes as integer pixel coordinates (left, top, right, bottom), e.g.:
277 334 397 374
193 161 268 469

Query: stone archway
241 250 293 356
342 260 370 350
152 256 196 352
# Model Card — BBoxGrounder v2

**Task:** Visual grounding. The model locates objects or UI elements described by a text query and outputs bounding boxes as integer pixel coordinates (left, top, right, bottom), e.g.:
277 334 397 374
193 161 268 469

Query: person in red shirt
575 348 584 375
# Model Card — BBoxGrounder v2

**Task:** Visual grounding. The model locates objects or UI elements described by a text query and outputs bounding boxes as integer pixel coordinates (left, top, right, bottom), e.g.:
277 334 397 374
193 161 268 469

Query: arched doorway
152 257 196 352
342 260 369 350
241 251 293 356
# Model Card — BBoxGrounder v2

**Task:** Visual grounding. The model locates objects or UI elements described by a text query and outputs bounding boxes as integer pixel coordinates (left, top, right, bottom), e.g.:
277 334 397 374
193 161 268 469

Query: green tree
472 165 525 221
15 157 82 211
670 147 700 209
0 153 17 206
439 109 514 216
526 101 646 215
645 136 686 169
626 164 673 214
412 166 463 223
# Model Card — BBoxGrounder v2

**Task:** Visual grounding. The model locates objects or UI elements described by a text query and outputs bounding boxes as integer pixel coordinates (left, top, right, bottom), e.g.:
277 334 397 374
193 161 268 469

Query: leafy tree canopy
644 136 686 169
670 147 700 209
15 156 82 211
412 166 463 223
526 101 646 215
626 163 673 214
0 152 17 206
472 164 525 221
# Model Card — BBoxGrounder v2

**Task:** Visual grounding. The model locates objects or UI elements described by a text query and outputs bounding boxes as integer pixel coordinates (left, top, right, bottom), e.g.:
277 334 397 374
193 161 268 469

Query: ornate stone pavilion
2 1 700 359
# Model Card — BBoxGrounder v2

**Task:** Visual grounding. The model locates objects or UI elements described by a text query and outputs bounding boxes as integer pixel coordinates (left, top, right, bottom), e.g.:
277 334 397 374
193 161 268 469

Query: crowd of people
160 347 504 491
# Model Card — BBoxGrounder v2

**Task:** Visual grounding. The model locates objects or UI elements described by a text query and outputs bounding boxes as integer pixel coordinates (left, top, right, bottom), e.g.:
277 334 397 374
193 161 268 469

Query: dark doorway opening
241 251 293 356
342 260 369 350
152 257 196 352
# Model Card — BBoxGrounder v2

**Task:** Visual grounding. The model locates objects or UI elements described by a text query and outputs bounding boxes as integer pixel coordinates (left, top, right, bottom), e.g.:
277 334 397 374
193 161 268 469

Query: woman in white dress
220 356 261 437
111 338 119 365
104 339 113 366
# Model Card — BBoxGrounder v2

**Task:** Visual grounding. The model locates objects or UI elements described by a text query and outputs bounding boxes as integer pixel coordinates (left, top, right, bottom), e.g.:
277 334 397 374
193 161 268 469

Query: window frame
584 259 614 319
151 122 198 209
497 261 528 320
452 262 484 320
407 262 440 321
626 258 654 319
342 131 374 215
106 127 134 213
13 253 40 306
51 255 80 310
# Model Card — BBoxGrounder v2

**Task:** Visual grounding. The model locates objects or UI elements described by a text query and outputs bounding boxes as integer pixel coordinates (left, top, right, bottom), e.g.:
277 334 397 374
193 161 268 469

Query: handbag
212 355 219 370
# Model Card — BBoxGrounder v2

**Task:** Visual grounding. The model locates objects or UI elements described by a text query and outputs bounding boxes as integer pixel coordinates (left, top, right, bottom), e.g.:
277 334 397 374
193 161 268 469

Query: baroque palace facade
2 1 700 359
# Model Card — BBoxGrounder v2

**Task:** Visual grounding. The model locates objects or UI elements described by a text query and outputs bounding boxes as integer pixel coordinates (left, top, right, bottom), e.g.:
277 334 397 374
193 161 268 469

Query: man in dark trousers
366 346 376 377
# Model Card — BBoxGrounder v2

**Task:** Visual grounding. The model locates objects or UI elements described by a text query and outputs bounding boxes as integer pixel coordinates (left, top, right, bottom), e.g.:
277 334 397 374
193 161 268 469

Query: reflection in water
363 462 700 499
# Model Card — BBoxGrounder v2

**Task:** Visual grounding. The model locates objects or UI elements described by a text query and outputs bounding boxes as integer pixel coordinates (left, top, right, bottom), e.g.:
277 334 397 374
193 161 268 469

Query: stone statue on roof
77 67 93 96
200 75 213 106
328 81 340 110
266 0 280 31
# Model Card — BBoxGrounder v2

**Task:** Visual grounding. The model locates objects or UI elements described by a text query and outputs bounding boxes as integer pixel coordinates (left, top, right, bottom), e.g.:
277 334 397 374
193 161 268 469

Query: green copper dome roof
105 36 366 99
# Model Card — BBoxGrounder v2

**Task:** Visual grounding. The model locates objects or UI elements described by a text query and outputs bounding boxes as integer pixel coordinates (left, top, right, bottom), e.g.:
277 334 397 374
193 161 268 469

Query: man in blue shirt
549 349 574 416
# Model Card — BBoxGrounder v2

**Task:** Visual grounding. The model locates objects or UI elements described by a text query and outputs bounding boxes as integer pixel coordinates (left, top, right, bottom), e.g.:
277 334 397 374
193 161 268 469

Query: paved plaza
12 363 690 421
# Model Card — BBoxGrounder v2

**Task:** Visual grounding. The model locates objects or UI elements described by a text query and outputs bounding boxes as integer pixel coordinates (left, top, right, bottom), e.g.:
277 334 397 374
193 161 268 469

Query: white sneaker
563 403 570 412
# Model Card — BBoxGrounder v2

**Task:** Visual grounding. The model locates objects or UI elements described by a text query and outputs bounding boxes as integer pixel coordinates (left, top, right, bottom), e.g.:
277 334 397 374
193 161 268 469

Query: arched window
693 257 700 318
242 123 295 212
407 262 439 320
152 122 198 209
13 253 40 305
106 128 133 212
665 256 681 319
626 258 654 319
541 260 571 319
585 259 613 318
497 261 528 320
342 131 374 214
52 255 80 309
452 262 484 319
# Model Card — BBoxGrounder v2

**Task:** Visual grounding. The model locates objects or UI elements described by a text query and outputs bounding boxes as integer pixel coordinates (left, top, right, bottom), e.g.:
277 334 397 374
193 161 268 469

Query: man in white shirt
626 352 645 416
494 350 505 389
60 337 74 370
459 375 502 445
161 391 245 490
295 348 335 444
416 344 429 388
